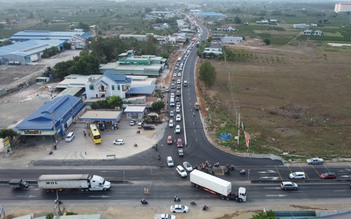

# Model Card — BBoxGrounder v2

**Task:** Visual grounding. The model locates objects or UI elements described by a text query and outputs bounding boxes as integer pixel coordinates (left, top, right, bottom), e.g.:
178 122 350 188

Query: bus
90 124 102 144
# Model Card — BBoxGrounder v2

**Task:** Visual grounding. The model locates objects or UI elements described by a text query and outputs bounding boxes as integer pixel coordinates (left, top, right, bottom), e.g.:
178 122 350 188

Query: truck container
37 174 111 192
190 169 246 202
9 179 29 190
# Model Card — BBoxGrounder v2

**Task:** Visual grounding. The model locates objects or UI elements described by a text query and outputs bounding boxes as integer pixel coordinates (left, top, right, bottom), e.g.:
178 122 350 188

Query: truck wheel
238 198 242 202
103 188 107 191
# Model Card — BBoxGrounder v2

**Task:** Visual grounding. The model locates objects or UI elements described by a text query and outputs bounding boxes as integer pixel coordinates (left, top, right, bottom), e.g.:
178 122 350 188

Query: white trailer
190 169 246 202
37 174 111 192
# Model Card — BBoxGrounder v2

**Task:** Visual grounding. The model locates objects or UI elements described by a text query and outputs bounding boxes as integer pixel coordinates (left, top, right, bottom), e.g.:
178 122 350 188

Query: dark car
320 172 336 179
178 148 184 157
143 125 155 130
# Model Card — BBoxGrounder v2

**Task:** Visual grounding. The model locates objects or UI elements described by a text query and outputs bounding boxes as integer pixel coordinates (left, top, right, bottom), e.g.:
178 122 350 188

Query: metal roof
124 106 146 113
126 85 156 95
80 110 122 122
0 40 65 56
103 70 132 84
10 30 93 41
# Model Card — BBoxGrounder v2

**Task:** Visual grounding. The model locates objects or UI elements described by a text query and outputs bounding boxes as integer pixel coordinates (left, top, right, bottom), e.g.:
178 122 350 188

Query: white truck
37 174 111 192
190 169 246 202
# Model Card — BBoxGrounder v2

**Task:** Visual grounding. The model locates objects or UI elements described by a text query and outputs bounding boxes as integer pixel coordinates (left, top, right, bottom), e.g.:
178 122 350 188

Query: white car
154 214 176 219
306 157 324 165
167 156 174 167
113 139 124 145
170 205 189 213
174 125 181 134
129 120 135 126
169 110 174 117
177 79 181 84
176 106 181 113
169 119 174 128
176 165 187 177
289 172 306 179
65 132 75 142
183 161 193 172
176 114 181 122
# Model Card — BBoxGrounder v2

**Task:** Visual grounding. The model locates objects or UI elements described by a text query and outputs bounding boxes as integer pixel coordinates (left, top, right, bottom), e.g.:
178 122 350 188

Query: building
335 2 351 13
293 23 310 29
100 50 167 77
303 30 323 36
85 71 132 99
221 36 243 44
15 95 85 138
0 40 65 64
197 12 226 18
119 33 156 42
202 47 223 57
217 25 236 32
10 30 93 42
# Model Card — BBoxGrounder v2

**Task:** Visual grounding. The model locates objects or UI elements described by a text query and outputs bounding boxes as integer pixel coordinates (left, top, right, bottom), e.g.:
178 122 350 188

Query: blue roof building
126 85 156 96
15 95 85 137
197 12 226 18
0 40 65 64
10 30 93 42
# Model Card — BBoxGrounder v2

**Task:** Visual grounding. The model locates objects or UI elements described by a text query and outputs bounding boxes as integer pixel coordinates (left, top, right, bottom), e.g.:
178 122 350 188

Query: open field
200 41 351 159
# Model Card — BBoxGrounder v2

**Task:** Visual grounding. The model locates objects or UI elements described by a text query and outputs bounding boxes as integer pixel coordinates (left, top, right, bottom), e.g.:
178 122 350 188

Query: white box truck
190 169 246 202
37 174 111 192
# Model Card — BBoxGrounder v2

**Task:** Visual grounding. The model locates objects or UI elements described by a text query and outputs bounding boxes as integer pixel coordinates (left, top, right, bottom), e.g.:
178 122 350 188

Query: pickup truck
154 214 176 219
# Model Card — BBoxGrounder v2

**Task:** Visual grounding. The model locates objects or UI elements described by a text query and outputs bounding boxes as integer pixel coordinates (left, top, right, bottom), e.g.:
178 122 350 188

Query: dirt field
202 42 351 159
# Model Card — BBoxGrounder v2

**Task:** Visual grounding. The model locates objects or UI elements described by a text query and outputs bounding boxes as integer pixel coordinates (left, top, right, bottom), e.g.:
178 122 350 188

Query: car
129 120 135 126
167 156 174 167
175 97 180 102
176 106 181 113
172 76 176 81
174 125 181 134
170 205 189 213
165 88 170 92
177 79 181 84
143 125 155 130
154 214 176 219
281 181 298 190
170 93 175 98
178 148 184 157
176 114 181 122
176 102 181 107
169 119 174 128
171 83 175 89
173 73 177 77
177 72 182 77
307 157 324 165
169 111 174 117
320 172 336 179
65 132 75 142
176 84 181 90
176 90 181 96
289 172 306 179
170 101 175 107
113 139 124 145
176 138 183 148
176 165 187 177
183 80 188 87
137 121 144 129
167 136 173 145
183 161 193 172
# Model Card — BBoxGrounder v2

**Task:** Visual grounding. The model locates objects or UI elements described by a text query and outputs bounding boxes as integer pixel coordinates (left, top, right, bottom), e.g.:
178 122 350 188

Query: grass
199 42 351 158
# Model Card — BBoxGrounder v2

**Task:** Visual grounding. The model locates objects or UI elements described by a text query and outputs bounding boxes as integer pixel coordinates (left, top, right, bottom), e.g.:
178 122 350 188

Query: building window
118 85 120 90
89 85 94 90
112 85 115 90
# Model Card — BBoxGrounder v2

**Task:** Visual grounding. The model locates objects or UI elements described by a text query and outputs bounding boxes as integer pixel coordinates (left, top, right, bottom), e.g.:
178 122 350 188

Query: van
65 132 75 142
167 156 174 167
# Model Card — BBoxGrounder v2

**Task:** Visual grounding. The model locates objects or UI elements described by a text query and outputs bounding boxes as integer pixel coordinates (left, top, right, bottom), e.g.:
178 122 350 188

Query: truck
190 169 246 202
9 179 29 190
37 174 111 192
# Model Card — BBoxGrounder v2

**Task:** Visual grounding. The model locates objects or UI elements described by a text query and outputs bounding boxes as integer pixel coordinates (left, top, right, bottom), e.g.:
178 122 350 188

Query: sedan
176 106 181 113
183 161 193 172
170 205 189 213
289 172 306 179
320 172 336 179
307 157 324 165
176 114 181 122
113 139 124 145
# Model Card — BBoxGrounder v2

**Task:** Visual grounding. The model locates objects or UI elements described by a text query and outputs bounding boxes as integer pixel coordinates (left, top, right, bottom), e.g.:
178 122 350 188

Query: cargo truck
37 174 111 192
190 169 246 202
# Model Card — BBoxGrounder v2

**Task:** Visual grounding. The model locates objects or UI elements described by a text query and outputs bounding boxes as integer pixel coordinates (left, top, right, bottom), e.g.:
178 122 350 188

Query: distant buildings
293 23 317 29
335 2 351 13
221 36 243 44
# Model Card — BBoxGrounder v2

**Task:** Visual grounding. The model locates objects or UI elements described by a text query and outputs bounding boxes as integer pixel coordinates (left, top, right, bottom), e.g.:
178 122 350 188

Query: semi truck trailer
37 174 111 191
190 169 246 202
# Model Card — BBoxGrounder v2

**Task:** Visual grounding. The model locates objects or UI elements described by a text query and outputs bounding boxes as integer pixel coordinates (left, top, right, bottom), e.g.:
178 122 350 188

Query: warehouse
0 40 65 64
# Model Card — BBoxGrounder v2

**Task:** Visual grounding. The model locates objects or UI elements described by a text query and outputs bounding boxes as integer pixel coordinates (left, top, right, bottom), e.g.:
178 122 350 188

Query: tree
107 96 123 109
63 42 71 50
263 39 271 45
0 129 19 138
251 210 275 219
151 101 165 114
199 61 216 87
77 22 90 32
234 16 242 24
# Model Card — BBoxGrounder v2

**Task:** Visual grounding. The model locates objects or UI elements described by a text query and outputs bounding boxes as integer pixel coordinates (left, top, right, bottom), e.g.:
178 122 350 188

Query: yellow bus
90 124 102 144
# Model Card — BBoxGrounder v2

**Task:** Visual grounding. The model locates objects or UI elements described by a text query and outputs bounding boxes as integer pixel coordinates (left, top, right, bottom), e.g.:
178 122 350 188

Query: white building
335 2 351 13
221 36 243 44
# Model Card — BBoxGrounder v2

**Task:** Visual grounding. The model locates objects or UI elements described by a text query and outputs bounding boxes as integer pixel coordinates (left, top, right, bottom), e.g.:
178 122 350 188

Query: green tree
234 16 242 24
63 42 71 50
107 96 123 109
199 61 216 87
151 101 165 114
77 22 90 32
263 39 271 45
0 129 19 138
251 210 275 219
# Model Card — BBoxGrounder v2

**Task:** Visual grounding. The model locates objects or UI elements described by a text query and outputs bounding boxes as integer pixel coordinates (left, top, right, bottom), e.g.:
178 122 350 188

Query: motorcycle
141 199 148 205
214 162 220 167
240 169 246 175
202 205 209 211
173 196 181 202
190 200 196 206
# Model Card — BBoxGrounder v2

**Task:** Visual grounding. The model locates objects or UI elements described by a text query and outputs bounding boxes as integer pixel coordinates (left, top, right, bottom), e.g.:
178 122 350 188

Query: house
293 23 310 29
303 30 313 36
68 35 87 49
202 47 223 57
335 2 351 13
303 30 323 36
85 71 132 99
313 30 323 36
217 25 236 32
256 20 269 24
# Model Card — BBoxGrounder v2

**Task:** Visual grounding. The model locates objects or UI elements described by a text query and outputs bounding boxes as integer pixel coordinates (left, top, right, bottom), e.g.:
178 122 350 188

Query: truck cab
9 179 29 190
238 187 247 202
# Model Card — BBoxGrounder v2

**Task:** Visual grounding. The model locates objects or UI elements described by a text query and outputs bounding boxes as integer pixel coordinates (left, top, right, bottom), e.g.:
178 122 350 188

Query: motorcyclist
202 205 208 211
190 200 196 205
